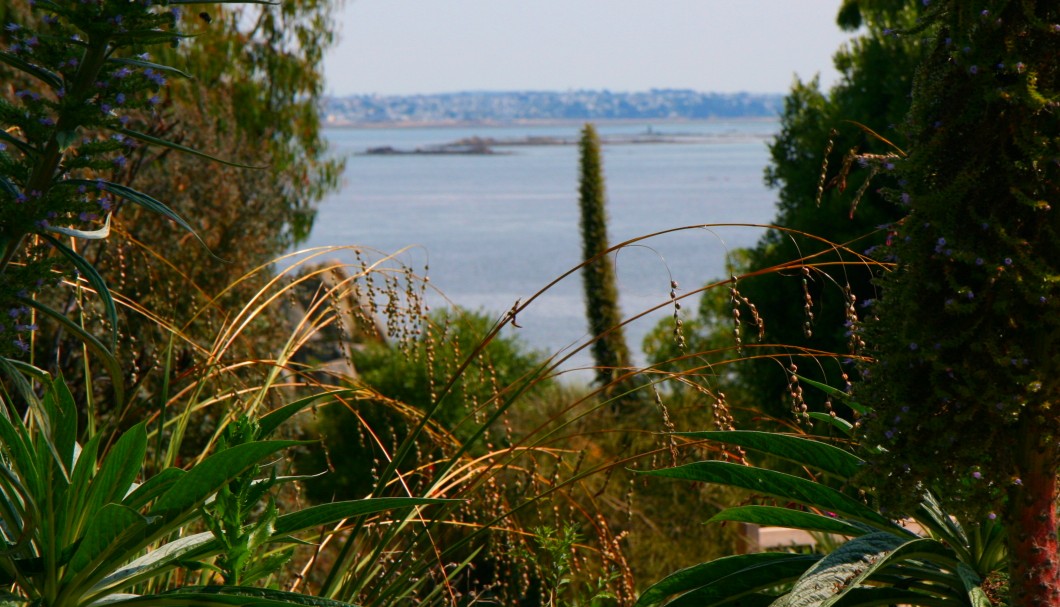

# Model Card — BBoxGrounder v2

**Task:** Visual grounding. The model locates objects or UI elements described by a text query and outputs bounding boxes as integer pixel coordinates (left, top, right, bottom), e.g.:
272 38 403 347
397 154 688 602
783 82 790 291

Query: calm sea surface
304 121 781 373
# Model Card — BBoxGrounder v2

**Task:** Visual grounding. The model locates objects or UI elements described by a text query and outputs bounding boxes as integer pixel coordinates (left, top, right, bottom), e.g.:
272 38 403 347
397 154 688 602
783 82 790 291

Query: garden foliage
855 1 1060 602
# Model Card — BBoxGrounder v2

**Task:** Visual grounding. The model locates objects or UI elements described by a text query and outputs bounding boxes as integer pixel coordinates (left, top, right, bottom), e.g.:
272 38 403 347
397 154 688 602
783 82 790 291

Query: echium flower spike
855 2 1060 605
0 0 194 358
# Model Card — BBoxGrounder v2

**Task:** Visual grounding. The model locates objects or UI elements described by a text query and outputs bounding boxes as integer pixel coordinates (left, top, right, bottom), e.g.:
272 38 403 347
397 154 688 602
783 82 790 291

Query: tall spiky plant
577 124 633 397
855 2 1060 605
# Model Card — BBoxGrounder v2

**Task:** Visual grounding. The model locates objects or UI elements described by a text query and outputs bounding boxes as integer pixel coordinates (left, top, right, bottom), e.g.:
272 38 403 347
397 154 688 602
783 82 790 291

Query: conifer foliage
855 2 1060 604
577 124 633 393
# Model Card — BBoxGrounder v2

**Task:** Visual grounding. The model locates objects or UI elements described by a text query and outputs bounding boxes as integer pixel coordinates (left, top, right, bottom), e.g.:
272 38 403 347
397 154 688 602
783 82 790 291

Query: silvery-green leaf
44 214 111 240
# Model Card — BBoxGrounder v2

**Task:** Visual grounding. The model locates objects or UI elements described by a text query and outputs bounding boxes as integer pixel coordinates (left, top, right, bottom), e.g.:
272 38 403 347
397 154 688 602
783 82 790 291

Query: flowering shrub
0 0 209 361
854 1 1060 603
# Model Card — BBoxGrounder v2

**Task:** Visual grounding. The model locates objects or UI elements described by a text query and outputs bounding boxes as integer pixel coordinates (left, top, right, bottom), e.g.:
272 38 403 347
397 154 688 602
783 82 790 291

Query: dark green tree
648 2 927 420
578 124 634 396
855 2 1060 604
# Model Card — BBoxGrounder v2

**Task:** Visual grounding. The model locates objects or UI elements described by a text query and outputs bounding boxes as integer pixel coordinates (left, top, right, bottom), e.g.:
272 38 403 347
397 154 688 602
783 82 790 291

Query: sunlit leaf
774 533 960 607
38 233 119 348
273 497 456 537
150 441 303 519
635 552 818 607
64 504 150 584
0 51 62 90
116 127 266 170
674 431 863 479
708 506 870 537
641 461 895 530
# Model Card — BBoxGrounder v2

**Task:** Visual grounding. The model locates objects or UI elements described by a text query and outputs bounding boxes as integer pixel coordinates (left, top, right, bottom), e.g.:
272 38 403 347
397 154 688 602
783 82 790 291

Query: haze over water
304 120 780 374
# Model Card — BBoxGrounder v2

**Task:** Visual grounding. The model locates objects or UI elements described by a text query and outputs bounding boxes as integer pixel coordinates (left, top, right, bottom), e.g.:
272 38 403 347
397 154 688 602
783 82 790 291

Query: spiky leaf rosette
855 1 1060 519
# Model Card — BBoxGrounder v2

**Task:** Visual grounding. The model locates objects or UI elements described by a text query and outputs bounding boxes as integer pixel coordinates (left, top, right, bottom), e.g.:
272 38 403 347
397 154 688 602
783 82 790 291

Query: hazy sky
323 1 855 96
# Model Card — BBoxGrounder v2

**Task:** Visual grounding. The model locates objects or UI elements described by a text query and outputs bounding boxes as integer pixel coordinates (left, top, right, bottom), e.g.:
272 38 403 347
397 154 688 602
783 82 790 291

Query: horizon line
323 88 787 98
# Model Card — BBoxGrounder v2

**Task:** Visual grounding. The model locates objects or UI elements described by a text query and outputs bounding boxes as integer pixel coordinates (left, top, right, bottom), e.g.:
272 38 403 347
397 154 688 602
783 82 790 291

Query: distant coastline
355 127 773 156
322 90 784 128
327 116 780 130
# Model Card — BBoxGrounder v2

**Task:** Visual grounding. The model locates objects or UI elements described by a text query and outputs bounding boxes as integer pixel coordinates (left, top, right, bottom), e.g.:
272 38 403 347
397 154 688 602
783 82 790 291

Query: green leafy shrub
304 308 549 500
0 373 445 607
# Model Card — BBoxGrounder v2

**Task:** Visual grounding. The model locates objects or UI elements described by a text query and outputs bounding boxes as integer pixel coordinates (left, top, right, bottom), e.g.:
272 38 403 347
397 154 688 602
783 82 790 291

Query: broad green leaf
0 376 43 500
122 468 184 511
807 413 854 436
0 462 35 554
0 358 49 387
677 594 776 607
66 434 103 541
101 587 357 607
43 375 78 472
58 180 202 249
149 441 302 519
86 532 218 599
708 506 870 537
65 504 149 583
635 553 818 607
84 424 147 522
110 29 187 46
0 129 32 156
0 588 29 605
957 564 992 607
108 58 192 79
831 587 953 607
162 585 360 607
18 296 125 406
0 176 18 198
641 461 895 530
257 390 353 439
38 233 119 348
674 431 862 479
273 497 455 537
0 51 63 90
796 376 867 415
912 492 970 561
55 130 78 151
116 128 266 170
773 533 960 607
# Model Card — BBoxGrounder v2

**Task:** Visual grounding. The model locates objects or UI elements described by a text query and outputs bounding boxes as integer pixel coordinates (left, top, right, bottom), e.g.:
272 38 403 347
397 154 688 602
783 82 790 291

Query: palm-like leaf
636 430 1003 607
0 374 449 607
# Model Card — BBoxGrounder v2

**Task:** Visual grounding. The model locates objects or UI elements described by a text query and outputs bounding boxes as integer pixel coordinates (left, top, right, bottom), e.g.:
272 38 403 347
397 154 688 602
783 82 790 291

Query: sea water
303 120 780 373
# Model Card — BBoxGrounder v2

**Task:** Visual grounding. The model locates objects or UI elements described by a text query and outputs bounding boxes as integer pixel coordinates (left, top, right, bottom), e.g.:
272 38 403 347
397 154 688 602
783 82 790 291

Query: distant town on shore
321 90 784 126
